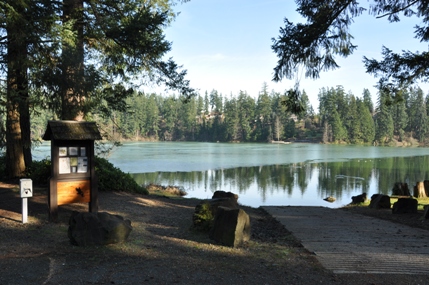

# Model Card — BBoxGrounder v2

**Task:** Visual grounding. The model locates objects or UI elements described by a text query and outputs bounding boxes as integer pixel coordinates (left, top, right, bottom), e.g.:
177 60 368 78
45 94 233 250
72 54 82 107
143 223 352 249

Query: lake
33 142 429 208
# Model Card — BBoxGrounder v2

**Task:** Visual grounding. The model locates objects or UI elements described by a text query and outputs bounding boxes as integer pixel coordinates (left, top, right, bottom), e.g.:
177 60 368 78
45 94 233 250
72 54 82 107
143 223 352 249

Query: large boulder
209 206 251 248
392 198 418 214
193 191 239 231
369 194 391 209
68 211 132 246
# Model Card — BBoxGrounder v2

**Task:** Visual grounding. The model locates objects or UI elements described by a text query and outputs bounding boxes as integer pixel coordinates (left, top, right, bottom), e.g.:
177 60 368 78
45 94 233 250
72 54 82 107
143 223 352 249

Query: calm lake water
33 142 429 208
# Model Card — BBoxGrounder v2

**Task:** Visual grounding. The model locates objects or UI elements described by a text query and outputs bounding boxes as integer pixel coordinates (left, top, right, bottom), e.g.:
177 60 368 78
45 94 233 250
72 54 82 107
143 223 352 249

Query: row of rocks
350 192 422 215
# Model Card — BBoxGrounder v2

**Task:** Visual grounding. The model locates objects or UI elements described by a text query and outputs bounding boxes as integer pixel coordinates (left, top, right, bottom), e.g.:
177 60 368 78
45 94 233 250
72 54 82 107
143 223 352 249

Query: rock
323 196 336 203
351 193 367 204
68 211 132 246
392 198 418 214
392 182 410 196
209 206 251 247
193 198 238 231
369 194 391 209
212 190 238 202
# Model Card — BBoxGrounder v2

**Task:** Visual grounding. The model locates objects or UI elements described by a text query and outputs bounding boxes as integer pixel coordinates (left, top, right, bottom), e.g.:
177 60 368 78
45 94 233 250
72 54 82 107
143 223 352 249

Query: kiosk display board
43 120 102 222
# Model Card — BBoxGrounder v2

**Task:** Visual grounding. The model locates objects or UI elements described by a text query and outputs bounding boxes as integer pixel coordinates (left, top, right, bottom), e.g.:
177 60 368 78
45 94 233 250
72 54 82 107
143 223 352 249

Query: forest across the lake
29 85 429 147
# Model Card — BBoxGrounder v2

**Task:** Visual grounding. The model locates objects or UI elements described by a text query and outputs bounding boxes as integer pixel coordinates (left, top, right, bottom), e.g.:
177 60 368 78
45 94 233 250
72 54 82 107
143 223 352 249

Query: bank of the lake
33 142 429 208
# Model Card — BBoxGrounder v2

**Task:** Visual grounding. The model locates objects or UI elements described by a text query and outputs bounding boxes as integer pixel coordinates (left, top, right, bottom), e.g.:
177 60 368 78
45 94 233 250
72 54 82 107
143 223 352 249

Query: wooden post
49 178 58 222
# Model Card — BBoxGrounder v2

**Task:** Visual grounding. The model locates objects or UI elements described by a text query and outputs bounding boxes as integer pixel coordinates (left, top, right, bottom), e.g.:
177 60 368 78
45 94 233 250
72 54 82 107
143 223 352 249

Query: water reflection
131 156 429 208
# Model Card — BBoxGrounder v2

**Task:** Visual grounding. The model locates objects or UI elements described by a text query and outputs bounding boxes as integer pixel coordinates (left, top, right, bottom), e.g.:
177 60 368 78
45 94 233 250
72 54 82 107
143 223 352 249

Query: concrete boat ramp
262 206 429 275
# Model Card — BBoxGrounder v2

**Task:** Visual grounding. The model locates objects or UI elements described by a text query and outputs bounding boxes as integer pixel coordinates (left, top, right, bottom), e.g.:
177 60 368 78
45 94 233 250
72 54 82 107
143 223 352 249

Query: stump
413 182 428 198
392 182 410 196
209 206 251 247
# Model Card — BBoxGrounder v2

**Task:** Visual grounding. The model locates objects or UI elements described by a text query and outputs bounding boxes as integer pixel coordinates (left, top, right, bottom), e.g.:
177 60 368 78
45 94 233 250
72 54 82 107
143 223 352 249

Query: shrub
0 154 51 184
94 157 148 194
25 158 51 186
192 202 214 232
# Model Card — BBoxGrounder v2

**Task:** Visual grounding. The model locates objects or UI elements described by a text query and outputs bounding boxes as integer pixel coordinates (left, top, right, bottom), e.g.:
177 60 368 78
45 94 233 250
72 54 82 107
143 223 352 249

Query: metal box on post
20 179 33 198
42 120 102 222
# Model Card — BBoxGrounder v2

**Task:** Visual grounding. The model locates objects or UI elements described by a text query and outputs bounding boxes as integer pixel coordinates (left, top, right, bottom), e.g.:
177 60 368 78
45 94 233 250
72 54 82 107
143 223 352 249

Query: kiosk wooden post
43 121 102 222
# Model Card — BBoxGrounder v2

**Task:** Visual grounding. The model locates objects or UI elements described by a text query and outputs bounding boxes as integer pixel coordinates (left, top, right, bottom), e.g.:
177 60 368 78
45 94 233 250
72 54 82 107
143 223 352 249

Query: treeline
32 83 319 143
319 86 429 145
31 84 429 145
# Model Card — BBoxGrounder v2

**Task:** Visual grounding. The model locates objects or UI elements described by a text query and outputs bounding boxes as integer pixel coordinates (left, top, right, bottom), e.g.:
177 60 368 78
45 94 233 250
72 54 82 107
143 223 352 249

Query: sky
159 0 429 109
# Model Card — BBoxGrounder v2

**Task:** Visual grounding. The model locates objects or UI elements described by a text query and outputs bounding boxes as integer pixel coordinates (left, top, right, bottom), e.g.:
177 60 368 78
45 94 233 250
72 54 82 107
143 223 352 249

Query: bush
25 158 51 186
94 157 148 194
192 202 214 232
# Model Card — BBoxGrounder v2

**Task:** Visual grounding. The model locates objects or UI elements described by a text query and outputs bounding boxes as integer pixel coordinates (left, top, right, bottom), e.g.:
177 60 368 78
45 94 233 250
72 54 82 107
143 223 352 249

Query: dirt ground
1 182 429 285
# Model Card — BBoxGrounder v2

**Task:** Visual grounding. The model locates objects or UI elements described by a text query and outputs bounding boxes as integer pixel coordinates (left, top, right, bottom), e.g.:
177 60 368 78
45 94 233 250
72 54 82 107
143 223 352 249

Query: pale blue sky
162 0 429 109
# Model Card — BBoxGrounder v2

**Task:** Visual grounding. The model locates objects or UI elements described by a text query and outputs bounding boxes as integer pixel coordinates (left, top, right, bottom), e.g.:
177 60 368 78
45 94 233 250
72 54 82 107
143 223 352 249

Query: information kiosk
43 120 102 221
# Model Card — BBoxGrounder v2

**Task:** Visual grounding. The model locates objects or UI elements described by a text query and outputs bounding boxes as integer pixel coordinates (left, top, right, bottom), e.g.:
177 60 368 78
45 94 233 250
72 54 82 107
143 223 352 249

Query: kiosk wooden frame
43 120 102 221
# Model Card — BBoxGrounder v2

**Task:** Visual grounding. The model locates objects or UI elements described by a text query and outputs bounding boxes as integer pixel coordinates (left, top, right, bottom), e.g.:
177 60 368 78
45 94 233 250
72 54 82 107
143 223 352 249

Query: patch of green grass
348 196 429 211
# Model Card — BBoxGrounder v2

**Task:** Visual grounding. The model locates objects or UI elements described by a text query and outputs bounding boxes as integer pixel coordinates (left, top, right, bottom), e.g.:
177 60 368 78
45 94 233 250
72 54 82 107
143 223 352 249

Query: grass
351 196 429 211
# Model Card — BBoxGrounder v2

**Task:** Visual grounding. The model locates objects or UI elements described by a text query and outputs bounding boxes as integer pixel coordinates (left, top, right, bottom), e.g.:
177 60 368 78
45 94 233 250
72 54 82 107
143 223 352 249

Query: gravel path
1 183 429 284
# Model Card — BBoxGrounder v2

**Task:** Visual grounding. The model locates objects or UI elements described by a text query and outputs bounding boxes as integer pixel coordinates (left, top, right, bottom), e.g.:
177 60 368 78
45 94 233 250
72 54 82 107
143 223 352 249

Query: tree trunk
5 3 28 178
61 0 85 121
414 182 427 198
20 98 32 167
5 103 25 178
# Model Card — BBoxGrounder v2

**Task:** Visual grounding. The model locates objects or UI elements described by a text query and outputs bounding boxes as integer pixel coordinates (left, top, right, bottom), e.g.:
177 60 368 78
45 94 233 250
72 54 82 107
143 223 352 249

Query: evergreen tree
2 0 59 177
356 99 375 144
223 97 240 141
330 109 347 142
408 87 428 141
390 89 408 141
255 83 272 141
1 0 192 177
345 95 360 143
318 87 347 143
271 91 289 140
298 90 312 120
375 92 394 144
203 91 210 114
160 95 178 140
425 93 429 117
209 89 223 114
179 95 198 140
362 88 374 115
284 119 296 139
144 94 160 139
237 91 255 141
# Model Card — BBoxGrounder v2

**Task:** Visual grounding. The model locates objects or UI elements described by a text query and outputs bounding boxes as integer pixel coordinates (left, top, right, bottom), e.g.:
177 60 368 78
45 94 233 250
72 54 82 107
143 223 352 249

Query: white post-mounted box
20 179 33 198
